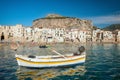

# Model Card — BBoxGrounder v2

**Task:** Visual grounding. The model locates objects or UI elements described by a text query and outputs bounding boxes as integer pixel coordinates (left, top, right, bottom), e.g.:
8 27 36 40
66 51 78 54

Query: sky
0 0 120 28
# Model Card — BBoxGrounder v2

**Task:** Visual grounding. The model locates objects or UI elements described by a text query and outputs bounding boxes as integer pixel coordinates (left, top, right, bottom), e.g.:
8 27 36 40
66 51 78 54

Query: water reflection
16 65 86 80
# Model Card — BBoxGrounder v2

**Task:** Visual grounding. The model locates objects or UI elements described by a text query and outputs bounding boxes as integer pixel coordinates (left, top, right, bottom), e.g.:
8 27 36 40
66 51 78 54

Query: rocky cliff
32 14 93 30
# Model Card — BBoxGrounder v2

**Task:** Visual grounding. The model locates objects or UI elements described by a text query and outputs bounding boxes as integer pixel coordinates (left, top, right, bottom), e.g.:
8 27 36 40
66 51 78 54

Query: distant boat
15 52 86 68
39 45 49 48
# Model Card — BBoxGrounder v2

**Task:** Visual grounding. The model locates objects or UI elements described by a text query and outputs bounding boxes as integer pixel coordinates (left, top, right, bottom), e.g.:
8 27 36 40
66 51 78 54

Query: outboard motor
74 46 85 56
78 46 85 53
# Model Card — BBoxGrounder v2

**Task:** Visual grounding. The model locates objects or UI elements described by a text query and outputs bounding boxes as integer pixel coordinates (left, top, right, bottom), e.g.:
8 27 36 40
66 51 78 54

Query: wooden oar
50 49 67 59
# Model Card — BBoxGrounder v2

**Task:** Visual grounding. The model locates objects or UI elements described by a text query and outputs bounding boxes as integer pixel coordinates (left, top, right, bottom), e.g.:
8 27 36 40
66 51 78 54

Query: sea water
0 43 120 80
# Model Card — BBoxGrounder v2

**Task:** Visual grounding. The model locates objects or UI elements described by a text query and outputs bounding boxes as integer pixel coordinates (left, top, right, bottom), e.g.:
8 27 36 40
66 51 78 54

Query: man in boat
74 46 85 56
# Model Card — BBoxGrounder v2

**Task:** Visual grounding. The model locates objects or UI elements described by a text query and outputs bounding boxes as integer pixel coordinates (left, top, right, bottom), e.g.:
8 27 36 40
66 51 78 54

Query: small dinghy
39 45 48 48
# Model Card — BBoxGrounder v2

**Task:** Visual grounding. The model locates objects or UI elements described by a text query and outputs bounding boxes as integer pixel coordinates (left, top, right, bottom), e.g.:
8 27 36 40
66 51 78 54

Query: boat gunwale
16 56 85 64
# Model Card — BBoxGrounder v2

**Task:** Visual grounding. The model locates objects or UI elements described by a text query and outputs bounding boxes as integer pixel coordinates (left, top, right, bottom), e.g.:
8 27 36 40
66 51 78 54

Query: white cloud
87 15 120 25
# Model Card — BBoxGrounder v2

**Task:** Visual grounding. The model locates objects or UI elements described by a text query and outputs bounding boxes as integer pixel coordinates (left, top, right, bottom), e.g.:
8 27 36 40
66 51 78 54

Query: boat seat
28 55 36 58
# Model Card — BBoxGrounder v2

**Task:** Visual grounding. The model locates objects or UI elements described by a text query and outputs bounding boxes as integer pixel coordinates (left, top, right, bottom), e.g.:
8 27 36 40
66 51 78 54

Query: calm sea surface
0 43 120 80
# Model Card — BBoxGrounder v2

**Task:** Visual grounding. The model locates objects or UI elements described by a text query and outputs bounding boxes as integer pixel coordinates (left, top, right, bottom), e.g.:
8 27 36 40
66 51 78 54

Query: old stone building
117 31 120 42
92 29 120 43
92 29 103 42
78 31 87 43
102 31 115 43
0 24 24 42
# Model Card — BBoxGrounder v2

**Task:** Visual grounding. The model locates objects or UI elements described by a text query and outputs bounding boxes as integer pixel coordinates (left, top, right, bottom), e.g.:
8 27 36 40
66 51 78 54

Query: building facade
0 24 120 43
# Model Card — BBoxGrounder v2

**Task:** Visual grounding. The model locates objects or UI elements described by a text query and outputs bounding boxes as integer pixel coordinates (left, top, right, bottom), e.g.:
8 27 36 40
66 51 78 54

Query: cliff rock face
32 14 93 30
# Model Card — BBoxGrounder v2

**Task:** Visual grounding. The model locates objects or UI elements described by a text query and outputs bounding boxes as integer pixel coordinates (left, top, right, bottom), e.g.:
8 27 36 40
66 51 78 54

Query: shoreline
0 41 120 47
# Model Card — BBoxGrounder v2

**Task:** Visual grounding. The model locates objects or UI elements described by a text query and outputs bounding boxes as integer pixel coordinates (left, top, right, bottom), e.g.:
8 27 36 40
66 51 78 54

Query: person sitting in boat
73 46 85 56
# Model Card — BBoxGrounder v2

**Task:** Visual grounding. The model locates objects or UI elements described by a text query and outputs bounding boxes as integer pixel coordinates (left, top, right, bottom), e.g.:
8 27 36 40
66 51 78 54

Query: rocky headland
32 14 93 30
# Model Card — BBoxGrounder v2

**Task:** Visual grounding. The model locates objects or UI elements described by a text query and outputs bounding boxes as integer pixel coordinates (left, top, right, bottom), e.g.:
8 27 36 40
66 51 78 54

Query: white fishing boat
15 46 86 68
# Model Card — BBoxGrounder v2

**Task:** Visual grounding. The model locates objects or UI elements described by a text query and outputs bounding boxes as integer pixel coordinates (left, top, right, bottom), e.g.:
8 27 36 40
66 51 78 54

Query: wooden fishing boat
15 52 86 68
15 46 86 68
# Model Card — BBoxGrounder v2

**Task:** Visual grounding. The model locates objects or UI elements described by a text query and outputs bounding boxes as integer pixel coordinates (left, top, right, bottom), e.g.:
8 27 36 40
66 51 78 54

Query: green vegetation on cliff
93 26 100 30
102 24 120 31
33 14 80 22
33 16 78 21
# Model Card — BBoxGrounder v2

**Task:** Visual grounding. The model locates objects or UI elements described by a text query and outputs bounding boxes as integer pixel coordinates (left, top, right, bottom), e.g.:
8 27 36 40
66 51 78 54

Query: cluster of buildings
0 24 120 43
